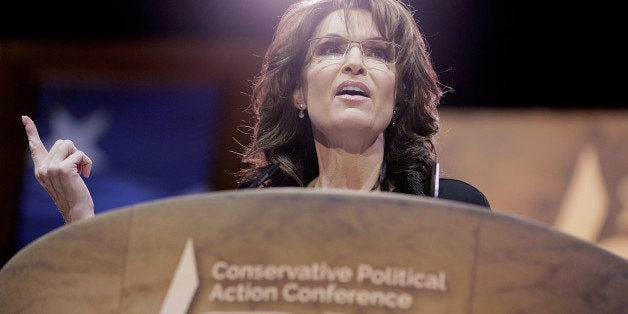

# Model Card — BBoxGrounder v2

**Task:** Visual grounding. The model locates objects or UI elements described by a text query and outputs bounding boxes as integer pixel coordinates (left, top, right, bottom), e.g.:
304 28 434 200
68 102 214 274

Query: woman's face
295 9 396 149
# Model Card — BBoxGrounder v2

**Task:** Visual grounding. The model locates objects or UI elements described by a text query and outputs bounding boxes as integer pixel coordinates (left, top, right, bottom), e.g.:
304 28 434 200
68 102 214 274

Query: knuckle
56 139 75 147
47 164 64 174
34 166 48 179
35 164 64 178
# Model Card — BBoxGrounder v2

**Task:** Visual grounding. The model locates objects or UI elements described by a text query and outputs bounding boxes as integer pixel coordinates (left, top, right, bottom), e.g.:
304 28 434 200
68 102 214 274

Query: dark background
1 0 624 109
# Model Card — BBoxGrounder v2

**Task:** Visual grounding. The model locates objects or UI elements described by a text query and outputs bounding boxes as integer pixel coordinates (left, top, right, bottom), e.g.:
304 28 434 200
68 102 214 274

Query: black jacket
437 178 491 209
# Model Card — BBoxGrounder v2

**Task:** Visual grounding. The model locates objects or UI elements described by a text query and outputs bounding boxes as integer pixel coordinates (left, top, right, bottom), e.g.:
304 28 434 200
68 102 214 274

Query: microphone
430 162 440 198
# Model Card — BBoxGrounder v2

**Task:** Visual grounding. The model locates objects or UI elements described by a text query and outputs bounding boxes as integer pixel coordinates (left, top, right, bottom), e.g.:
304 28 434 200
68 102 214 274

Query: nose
342 44 366 75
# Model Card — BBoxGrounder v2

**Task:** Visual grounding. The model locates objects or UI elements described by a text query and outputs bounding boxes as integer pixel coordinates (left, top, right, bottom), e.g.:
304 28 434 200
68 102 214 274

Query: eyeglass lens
311 37 396 64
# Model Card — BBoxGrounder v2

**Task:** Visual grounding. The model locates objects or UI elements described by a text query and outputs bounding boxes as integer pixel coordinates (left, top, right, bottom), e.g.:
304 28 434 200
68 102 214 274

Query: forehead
311 9 380 39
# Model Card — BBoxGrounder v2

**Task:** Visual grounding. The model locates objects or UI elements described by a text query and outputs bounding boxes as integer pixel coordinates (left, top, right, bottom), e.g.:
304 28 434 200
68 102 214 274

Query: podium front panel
1 188 626 313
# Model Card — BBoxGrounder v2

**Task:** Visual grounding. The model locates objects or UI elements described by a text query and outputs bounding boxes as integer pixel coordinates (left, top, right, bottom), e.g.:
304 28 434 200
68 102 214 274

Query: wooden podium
1 188 627 313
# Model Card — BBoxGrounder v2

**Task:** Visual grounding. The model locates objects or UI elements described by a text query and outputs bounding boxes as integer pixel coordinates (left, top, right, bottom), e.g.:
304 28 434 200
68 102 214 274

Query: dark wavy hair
237 0 443 195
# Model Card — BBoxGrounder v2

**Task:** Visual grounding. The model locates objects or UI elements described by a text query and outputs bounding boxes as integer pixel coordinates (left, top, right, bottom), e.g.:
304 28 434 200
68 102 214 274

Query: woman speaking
22 0 489 224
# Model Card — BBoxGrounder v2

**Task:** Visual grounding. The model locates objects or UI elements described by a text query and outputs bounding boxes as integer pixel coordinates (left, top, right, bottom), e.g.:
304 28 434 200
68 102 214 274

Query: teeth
342 86 364 93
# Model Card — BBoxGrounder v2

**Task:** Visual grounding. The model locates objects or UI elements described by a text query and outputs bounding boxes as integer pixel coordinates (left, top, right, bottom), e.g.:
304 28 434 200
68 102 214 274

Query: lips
335 81 371 98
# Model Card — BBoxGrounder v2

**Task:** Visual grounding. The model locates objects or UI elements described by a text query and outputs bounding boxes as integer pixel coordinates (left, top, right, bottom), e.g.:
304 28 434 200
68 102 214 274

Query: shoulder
437 178 491 209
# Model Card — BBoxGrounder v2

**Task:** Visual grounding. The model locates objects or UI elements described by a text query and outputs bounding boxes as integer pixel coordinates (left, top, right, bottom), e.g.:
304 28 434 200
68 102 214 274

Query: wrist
65 202 95 224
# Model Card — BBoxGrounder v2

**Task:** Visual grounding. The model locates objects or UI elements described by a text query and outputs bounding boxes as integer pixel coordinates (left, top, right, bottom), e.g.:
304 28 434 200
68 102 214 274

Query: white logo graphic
160 238 199 314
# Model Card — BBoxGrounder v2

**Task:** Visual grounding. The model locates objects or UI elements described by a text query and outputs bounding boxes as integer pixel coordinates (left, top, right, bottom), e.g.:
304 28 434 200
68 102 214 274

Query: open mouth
336 81 371 98
336 87 369 97
336 81 371 99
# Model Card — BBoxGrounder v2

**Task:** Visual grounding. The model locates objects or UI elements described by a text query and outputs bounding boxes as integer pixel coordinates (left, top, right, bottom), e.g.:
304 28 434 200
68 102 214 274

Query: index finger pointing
22 115 48 161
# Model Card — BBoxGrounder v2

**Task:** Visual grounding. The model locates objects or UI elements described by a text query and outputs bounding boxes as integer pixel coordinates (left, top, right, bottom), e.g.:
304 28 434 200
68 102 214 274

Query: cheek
304 65 334 97
379 73 397 106
305 60 350 93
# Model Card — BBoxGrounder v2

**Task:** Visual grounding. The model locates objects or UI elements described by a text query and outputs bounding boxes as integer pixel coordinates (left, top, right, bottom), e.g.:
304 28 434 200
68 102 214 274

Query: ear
292 87 306 109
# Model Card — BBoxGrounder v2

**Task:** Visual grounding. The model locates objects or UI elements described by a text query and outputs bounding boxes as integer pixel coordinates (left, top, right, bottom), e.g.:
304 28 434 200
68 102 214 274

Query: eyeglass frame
306 36 401 65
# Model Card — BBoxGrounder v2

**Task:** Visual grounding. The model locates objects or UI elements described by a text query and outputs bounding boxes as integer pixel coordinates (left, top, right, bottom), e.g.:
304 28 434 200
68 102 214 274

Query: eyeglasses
308 36 399 65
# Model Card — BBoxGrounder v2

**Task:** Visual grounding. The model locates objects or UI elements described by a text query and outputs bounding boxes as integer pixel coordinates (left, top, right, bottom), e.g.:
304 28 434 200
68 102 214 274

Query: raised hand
22 116 95 224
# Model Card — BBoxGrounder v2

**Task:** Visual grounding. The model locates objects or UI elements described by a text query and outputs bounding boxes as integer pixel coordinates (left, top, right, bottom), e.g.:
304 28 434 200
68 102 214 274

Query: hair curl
238 0 443 195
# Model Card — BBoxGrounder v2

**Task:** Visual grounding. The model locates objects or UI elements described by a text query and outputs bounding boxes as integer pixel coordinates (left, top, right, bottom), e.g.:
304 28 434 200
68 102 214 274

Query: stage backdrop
436 109 628 260
18 85 222 249
17 101 628 262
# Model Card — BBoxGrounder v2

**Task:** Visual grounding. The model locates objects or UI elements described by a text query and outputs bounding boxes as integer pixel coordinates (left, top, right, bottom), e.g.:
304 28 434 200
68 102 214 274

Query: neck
313 133 385 190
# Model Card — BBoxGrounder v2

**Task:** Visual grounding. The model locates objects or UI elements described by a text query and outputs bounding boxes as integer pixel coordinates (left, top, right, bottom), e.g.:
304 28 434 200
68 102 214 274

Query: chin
338 111 387 128
333 119 384 135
